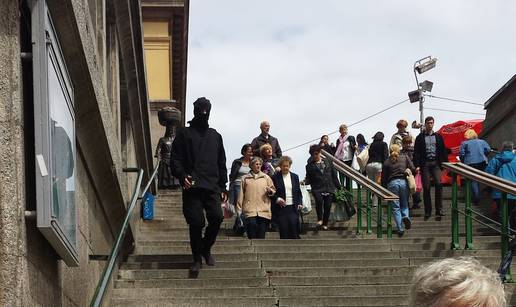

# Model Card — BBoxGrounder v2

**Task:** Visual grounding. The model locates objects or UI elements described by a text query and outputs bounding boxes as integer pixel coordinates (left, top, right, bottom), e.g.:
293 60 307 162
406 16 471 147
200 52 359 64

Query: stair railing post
465 179 474 250
451 173 460 250
366 189 372 234
377 198 383 238
356 184 362 235
501 192 511 281
386 199 392 239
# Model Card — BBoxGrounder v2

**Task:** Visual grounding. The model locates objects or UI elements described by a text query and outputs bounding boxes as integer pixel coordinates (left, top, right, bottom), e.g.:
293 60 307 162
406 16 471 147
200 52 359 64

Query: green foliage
334 188 354 204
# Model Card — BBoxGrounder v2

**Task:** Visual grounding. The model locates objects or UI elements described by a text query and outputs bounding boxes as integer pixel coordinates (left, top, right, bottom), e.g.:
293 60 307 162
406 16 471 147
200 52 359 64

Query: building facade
481 75 516 150
141 0 189 152
0 0 157 306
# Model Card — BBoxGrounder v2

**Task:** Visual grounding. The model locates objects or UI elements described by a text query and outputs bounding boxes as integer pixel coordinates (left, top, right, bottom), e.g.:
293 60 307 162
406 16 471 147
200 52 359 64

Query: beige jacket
237 171 276 220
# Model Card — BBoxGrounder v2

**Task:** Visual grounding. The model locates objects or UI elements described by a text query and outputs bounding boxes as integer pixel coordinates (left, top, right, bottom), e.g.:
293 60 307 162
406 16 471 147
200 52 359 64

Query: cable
425 95 484 106
282 98 409 153
425 107 485 116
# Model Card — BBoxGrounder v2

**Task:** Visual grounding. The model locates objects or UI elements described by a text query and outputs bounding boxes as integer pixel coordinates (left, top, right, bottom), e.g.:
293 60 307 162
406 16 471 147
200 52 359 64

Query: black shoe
402 218 412 230
424 215 431 221
437 210 446 216
412 203 421 209
188 261 202 278
203 253 216 266
397 230 405 238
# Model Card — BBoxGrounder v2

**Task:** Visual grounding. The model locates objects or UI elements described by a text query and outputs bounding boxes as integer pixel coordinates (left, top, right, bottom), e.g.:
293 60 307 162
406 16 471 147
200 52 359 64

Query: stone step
118 268 267 280
115 276 269 289
127 254 258 263
112 287 274 299
261 258 409 268
275 285 407 297
277 295 406 307
111 297 278 307
266 266 415 277
121 260 261 270
269 274 411 286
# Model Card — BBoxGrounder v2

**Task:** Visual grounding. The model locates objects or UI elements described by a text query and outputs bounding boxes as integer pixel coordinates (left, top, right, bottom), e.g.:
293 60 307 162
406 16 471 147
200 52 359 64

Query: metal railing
89 161 160 307
442 162 516 281
321 150 399 238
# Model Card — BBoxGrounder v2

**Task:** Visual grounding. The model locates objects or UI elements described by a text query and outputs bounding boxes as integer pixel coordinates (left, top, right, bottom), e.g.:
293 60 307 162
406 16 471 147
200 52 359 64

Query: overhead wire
425 107 485 116
282 98 409 153
425 95 484 106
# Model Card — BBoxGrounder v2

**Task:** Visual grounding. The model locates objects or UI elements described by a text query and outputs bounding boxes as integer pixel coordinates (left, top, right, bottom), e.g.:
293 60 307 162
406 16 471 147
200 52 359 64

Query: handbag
344 201 357 218
351 154 360 171
357 146 369 171
222 201 236 219
300 184 312 215
406 169 416 194
415 172 423 193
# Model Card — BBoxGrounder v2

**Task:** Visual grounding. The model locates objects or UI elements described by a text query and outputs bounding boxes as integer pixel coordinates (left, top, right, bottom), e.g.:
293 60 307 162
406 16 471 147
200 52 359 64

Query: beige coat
237 171 276 220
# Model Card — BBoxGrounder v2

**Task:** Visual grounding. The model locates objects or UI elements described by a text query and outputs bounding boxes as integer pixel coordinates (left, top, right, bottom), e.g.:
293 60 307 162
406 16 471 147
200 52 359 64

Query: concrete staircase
111 188 516 306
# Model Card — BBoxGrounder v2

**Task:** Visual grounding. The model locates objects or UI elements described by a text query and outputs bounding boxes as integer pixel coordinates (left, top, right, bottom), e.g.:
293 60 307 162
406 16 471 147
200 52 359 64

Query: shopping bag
233 213 246 235
300 184 312 215
141 192 155 220
332 202 346 222
406 169 416 194
415 173 423 193
222 201 236 219
357 146 369 171
351 154 360 171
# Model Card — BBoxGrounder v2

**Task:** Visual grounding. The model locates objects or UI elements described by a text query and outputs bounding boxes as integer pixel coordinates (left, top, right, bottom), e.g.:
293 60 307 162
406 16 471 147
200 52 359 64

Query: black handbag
344 201 356 218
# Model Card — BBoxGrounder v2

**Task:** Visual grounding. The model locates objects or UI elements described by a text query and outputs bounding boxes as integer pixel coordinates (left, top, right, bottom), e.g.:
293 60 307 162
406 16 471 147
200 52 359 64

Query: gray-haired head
409 257 506 307
502 141 514 152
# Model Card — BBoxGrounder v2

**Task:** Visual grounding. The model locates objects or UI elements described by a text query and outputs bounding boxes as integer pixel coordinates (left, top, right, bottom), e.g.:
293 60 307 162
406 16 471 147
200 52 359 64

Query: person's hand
297 205 303 211
266 186 274 196
416 167 420 173
277 197 286 207
221 192 228 203
275 166 281 172
183 176 193 189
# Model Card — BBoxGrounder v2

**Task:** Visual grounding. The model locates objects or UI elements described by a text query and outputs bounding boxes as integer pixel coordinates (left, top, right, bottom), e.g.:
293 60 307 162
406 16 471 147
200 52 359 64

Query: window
143 21 172 100
32 0 78 266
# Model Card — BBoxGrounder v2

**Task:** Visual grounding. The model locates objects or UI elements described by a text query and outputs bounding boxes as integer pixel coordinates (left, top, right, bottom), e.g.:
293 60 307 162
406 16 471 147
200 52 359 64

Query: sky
185 0 516 177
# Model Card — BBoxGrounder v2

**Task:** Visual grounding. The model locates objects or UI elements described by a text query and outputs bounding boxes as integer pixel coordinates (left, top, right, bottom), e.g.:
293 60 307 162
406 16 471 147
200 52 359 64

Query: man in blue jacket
171 97 228 278
486 141 516 226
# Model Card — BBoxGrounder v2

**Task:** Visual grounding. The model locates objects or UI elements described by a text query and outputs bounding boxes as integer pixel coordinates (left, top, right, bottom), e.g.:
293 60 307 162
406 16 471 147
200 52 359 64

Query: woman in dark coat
305 145 342 230
272 156 303 239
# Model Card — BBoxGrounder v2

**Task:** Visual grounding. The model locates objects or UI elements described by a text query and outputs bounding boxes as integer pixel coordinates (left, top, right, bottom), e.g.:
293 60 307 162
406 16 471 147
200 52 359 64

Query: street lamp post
409 56 437 130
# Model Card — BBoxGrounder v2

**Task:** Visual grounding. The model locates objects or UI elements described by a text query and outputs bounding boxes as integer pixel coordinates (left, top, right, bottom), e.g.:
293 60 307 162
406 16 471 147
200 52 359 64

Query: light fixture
415 58 437 74
408 89 421 103
419 80 434 92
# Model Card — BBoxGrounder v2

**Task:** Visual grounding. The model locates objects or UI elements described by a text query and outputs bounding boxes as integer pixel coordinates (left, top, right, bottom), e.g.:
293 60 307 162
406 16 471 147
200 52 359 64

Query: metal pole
465 179 474 249
356 184 362 235
501 192 510 279
387 200 392 239
377 198 383 239
366 189 372 234
451 174 460 250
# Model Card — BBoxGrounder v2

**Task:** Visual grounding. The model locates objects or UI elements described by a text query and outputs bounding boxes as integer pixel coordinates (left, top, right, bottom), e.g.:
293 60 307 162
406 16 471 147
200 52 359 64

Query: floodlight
415 58 437 74
408 89 421 103
419 80 434 92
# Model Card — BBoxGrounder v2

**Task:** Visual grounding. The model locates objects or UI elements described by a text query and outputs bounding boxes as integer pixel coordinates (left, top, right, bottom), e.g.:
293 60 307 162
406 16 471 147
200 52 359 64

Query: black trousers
183 189 223 262
342 160 353 190
421 161 443 216
313 192 333 226
246 216 269 239
276 206 300 239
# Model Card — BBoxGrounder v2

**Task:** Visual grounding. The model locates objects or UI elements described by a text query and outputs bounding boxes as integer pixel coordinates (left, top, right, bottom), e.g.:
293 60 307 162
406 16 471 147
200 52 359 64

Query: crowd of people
169 97 515 278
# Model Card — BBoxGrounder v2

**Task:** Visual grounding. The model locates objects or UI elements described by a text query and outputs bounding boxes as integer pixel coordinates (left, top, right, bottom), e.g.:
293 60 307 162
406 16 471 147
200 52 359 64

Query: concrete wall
482 80 516 150
0 0 150 306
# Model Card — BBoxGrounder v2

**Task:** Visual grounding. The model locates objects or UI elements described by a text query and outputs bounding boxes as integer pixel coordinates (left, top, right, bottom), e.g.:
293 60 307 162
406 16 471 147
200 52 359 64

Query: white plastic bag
351 154 360 171
300 185 312 215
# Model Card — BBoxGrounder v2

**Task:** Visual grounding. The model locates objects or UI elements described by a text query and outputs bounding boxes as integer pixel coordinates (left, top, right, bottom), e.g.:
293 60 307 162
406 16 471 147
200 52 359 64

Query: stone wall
0 0 150 306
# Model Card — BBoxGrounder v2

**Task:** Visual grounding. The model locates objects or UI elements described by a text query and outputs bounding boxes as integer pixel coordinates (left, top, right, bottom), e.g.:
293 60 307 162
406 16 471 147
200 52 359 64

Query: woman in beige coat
237 157 276 239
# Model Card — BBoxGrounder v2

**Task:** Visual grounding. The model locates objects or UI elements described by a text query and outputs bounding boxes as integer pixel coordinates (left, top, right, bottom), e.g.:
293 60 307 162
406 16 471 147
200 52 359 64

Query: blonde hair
464 129 478 140
259 144 273 157
409 257 506 307
396 119 408 129
389 144 401 162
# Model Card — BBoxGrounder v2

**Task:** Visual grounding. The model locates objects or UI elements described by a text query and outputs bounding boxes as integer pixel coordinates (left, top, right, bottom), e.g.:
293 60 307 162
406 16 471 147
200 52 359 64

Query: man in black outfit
171 97 228 278
413 116 448 220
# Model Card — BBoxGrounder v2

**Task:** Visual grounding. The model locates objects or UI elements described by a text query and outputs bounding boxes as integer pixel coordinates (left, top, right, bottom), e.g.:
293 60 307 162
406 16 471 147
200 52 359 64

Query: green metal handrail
443 162 516 282
321 150 399 238
89 161 161 307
